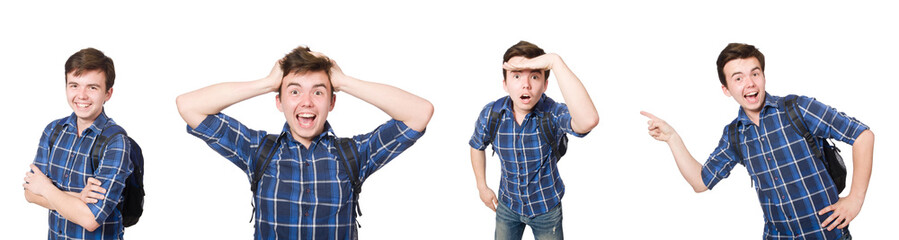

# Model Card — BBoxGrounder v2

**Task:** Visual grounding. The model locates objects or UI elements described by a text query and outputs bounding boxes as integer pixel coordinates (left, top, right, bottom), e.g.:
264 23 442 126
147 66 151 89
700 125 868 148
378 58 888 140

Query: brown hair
502 41 550 80
65 48 115 90
716 43 765 86
279 46 334 94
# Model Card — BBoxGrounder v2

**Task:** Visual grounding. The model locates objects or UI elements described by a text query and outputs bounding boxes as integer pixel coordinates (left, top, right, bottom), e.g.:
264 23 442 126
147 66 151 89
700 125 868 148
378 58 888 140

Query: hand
310 51 346 92
78 177 107 204
23 164 54 196
478 186 498 212
818 196 864 231
502 53 559 72
641 111 678 142
264 60 284 92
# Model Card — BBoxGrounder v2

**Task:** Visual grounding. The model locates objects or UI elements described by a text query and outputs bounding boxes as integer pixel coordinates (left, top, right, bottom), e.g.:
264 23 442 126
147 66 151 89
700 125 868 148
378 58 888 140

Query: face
503 67 547 115
66 70 112 127
276 70 335 145
721 57 767 116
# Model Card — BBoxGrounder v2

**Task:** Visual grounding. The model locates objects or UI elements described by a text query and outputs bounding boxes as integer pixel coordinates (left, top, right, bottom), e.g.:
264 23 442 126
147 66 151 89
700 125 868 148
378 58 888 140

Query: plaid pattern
702 93 868 240
188 113 423 240
469 94 587 218
32 111 133 240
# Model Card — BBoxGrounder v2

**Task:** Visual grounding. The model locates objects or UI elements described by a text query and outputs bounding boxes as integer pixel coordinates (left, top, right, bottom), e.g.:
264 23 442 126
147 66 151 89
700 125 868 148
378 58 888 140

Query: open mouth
520 94 532 104
743 92 759 104
297 113 316 128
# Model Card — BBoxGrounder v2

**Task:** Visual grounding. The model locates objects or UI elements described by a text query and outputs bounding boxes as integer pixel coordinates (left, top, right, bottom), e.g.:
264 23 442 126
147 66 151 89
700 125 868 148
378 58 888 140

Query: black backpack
728 95 847 193
250 134 363 223
484 96 568 160
49 120 146 227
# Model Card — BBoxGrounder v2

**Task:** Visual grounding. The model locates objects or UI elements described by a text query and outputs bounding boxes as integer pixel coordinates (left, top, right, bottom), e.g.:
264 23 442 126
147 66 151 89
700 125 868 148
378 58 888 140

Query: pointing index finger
640 111 659 120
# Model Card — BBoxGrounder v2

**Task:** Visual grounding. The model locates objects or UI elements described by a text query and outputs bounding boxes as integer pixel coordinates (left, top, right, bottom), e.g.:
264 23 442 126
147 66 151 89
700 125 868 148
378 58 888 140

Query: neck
76 118 96 137
744 108 761 126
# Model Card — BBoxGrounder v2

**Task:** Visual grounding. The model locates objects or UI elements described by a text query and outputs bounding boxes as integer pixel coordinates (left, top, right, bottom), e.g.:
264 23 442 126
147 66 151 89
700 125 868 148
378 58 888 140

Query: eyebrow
285 83 328 90
730 67 761 78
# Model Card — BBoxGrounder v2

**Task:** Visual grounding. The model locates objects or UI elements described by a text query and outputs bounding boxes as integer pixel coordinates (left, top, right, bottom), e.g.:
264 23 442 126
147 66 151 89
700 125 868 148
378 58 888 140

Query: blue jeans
495 203 563 240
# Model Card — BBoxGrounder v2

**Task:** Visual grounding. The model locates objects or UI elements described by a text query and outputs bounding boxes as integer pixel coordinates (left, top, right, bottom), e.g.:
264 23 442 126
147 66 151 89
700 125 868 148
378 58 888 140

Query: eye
313 90 323 96
514 74 520 79
734 77 742 82
290 89 299 95
531 75 539 80
90 86 99 90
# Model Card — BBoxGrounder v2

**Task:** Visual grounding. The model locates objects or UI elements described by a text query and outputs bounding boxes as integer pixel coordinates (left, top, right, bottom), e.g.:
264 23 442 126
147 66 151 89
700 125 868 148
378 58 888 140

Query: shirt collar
735 92 779 125
64 109 110 135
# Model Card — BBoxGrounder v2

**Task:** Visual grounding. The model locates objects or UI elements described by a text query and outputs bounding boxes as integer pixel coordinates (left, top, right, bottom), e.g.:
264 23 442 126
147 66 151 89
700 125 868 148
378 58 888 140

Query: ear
275 94 284 112
721 84 732 97
502 78 510 94
104 87 114 103
328 93 336 112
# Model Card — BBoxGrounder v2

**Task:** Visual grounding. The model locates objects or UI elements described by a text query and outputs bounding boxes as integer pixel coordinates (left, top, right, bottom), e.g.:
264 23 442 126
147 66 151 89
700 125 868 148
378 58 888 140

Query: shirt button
304 212 309 216
306 189 311 193
305 162 309 166
774 177 779 181
761 137 766 141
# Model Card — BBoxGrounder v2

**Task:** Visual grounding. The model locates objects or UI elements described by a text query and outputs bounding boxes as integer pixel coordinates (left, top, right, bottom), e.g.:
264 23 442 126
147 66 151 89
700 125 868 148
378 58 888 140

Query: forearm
176 78 275 128
338 76 433 132
470 148 489 189
666 134 708 192
848 130 874 200
26 190 82 210
549 54 599 134
41 187 100 231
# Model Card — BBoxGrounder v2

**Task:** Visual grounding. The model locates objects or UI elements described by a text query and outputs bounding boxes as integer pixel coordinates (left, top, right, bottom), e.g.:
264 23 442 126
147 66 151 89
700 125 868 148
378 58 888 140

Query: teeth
76 104 89 108
298 113 315 118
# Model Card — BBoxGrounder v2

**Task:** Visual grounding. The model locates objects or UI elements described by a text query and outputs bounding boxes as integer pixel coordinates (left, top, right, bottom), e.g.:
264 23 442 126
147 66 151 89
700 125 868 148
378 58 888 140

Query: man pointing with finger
642 43 874 240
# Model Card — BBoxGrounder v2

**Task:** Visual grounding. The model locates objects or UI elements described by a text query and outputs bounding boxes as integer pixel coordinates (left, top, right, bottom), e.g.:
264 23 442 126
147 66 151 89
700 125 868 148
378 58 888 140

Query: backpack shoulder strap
47 118 67 154
91 124 127 172
781 95 824 160
485 96 509 156
334 137 362 217
728 121 744 163
251 133 283 195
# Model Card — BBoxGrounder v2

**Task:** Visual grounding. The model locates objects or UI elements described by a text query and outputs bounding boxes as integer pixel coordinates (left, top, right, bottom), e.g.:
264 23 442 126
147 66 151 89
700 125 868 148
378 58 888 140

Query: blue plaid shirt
469 94 587 218
188 113 423 240
702 93 868 240
32 111 133 240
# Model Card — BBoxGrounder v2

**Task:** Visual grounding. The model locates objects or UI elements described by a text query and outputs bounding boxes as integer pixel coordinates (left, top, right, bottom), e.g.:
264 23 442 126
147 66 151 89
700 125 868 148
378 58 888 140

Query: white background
2 1 896 239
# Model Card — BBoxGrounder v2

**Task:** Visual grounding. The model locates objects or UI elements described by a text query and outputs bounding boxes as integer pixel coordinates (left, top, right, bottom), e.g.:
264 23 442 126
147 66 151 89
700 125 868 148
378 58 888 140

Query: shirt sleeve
468 102 493 151
354 119 424 181
701 124 744 190
32 120 58 175
549 102 588 138
796 96 869 145
187 113 267 175
88 134 134 224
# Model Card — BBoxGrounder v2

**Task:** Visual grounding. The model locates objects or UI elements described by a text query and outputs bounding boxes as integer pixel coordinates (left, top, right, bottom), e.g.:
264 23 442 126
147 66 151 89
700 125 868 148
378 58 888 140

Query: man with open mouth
642 43 875 240
177 46 433 239
468 41 599 240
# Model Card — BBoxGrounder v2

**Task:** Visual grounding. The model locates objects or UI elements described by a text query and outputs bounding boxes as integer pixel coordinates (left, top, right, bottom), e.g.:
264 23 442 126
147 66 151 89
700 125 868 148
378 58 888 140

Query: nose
298 92 313 108
521 79 531 90
76 87 89 99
